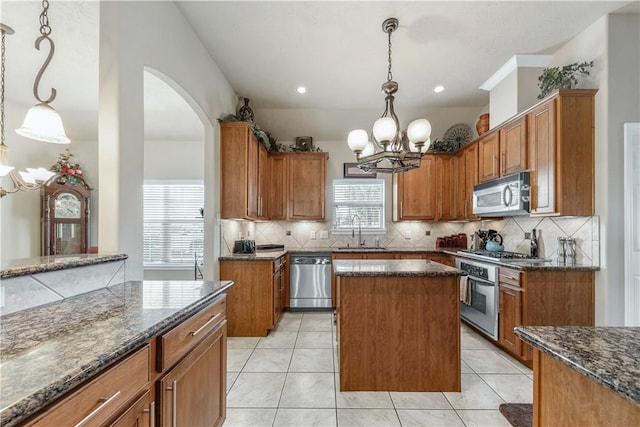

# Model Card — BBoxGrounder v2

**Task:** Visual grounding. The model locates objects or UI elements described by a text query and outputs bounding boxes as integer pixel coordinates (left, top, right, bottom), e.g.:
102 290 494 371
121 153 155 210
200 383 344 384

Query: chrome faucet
351 214 365 247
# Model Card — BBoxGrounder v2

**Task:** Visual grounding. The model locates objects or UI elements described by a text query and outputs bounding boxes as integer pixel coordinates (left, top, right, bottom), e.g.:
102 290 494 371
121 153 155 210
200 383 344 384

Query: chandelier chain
40 0 52 36
1 29 6 146
387 29 393 82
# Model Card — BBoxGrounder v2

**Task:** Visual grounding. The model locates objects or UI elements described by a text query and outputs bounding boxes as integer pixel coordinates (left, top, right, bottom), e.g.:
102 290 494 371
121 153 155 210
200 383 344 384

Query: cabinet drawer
158 295 226 371
29 345 150 427
499 267 522 287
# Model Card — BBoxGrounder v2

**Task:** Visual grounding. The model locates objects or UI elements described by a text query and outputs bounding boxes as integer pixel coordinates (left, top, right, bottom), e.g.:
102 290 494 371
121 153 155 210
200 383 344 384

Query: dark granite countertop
333 259 466 277
515 326 640 405
445 250 600 271
0 280 233 427
219 247 457 261
1 253 129 279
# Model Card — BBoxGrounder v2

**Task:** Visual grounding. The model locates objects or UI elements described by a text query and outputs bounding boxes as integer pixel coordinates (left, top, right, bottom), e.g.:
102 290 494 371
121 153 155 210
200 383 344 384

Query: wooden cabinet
28 346 151 427
257 143 269 219
272 256 285 325
268 154 288 220
463 142 479 219
393 155 436 221
435 155 455 220
453 150 466 219
499 116 528 176
498 267 523 357
220 258 285 336
159 321 226 427
478 117 527 183
288 153 328 220
528 89 596 216
109 391 152 427
220 122 260 220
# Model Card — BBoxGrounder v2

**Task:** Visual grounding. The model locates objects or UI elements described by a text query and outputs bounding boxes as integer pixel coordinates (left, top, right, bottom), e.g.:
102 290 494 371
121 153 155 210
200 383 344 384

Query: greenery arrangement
427 138 459 153
50 149 85 185
217 114 277 151
537 61 594 99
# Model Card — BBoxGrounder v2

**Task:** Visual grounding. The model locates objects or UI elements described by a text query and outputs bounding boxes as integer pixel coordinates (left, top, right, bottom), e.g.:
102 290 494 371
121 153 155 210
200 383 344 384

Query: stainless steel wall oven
456 258 499 340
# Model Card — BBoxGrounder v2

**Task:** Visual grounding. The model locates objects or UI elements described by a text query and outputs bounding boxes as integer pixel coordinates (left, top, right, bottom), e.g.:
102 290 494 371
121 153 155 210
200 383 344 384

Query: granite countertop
515 326 640 405
219 247 457 261
445 250 600 272
1 253 129 279
333 259 466 277
0 280 233 427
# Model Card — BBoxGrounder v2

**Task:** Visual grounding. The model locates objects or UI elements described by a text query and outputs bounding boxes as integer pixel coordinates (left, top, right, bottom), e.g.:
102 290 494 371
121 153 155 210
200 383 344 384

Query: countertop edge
1 281 233 427
1 254 129 279
514 327 639 406
445 250 600 271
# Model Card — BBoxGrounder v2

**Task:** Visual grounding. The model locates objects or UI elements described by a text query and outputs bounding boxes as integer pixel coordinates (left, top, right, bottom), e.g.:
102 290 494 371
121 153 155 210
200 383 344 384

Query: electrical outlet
310 231 316 239
524 232 531 240
320 230 329 239
425 230 431 236
404 231 411 239
286 230 291 236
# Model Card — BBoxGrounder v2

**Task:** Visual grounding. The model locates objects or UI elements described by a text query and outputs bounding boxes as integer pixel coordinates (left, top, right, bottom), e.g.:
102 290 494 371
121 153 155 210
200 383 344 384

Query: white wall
143 140 204 180
549 13 640 325
98 2 236 280
490 70 518 128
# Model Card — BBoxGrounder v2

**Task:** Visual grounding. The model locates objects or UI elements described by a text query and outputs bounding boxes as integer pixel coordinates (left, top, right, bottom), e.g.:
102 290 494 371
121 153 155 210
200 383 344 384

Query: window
143 180 204 268
332 179 386 234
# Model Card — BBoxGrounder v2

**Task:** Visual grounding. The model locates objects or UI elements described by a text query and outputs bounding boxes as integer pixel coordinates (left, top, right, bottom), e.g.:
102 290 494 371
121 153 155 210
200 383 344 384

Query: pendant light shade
347 129 369 153
372 117 397 144
16 102 70 144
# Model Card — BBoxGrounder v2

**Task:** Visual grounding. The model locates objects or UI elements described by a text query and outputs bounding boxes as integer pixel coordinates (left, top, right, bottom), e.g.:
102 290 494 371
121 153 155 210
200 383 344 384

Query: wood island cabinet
287 153 328 220
393 155 436 221
26 295 228 427
528 89 596 216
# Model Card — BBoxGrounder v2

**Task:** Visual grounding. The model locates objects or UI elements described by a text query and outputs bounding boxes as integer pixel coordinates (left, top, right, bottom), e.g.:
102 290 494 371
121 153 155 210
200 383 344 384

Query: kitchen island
515 326 640 427
333 258 465 392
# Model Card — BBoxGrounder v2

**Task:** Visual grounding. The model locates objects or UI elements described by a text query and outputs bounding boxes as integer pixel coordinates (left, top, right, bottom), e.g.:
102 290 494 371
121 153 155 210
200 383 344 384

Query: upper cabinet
393 155 436 221
528 89 597 216
435 154 455 221
288 153 329 221
220 122 261 220
478 116 527 183
221 123 328 221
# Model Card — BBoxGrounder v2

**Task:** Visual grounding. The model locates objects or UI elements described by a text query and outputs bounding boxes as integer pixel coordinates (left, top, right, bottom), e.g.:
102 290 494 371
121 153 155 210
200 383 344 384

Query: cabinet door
109 391 152 427
280 257 289 310
436 155 455 220
288 153 327 220
220 123 256 220
160 323 226 427
500 117 527 176
258 143 268 219
464 143 479 219
247 135 259 218
453 151 466 220
268 154 288 220
477 131 500 182
528 99 556 214
393 155 436 220
499 286 522 356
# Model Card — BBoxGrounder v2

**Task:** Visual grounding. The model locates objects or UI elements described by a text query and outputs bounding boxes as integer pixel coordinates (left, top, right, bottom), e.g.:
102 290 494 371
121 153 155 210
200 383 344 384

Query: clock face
54 193 81 219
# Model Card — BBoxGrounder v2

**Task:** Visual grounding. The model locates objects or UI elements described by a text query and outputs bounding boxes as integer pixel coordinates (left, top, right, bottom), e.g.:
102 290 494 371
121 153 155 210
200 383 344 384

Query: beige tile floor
224 311 532 427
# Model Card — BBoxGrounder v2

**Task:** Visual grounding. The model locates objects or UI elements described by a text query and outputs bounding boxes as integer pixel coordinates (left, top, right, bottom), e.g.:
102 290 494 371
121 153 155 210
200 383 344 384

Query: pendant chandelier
15 0 70 144
0 24 55 197
347 18 431 174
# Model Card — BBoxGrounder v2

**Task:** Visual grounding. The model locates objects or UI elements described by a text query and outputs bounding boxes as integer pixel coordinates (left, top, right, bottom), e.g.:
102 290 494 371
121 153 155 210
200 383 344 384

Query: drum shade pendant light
15 0 70 144
0 23 55 197
347 18 431 173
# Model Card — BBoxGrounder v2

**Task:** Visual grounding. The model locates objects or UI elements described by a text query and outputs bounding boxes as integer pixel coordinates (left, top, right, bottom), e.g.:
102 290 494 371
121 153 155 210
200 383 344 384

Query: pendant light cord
386 28 393 82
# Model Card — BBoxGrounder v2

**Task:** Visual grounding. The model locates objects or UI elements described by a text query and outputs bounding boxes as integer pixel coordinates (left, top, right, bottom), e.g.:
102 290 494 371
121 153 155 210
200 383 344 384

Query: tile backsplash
221 216 599 266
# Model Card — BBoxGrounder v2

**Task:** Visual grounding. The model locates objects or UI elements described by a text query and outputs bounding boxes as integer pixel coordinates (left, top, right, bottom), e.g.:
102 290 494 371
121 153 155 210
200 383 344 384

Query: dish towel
460 276 472 306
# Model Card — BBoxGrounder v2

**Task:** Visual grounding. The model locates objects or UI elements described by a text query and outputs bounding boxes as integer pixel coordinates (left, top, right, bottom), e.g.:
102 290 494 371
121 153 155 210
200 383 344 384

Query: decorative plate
443 123 474 149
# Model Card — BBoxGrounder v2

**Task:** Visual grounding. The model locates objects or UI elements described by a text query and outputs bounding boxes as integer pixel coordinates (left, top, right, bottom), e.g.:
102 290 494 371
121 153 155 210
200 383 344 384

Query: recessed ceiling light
297 86 307 94
434 85 445 93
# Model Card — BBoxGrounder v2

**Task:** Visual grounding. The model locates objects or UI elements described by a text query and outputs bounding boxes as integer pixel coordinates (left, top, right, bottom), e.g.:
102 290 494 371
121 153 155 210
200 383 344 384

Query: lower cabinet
25 296 228 427
159 322 226 427
499 285 522 357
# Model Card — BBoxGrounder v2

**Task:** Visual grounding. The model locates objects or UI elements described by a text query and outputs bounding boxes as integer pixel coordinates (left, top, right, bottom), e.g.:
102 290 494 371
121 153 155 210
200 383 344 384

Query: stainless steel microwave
472 171 530 217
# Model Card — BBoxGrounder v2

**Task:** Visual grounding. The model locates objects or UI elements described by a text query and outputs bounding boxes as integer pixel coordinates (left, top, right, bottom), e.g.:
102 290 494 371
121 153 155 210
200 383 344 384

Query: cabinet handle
501 152 505 174
73 390 121 427
464 200 467 218
493 155 497 175
144 400 155 427
190 312 222 337
400 201 403 218
166 381 178 427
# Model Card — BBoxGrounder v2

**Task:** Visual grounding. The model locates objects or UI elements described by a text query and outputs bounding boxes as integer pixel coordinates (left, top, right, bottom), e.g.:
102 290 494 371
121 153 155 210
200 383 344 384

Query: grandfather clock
41 176 92 256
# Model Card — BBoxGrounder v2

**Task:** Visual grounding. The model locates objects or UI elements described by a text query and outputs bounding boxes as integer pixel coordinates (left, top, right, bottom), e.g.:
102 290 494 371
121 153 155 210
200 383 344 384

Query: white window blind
332 179 386 234
143 181 204 268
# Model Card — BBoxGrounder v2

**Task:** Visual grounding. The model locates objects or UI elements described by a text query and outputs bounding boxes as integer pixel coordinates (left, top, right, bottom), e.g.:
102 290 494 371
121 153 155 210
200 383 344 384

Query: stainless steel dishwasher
290 253 332 309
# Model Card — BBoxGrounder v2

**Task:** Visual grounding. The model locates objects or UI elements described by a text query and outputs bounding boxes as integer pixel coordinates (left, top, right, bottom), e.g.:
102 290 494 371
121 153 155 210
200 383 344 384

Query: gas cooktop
457 249 550 263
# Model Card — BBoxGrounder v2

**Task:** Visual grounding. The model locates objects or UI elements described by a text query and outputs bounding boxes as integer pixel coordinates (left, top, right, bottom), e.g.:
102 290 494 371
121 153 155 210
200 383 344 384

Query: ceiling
2 1 638 142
